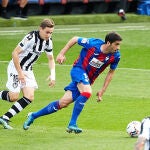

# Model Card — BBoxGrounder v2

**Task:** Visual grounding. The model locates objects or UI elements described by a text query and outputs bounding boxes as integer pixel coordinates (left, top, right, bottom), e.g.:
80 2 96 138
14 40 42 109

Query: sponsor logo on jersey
89 57 104 68
105 56 109 61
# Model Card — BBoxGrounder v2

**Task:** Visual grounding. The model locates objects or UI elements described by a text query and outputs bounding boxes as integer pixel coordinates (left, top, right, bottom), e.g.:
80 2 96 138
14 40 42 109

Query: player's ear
106 41 110 46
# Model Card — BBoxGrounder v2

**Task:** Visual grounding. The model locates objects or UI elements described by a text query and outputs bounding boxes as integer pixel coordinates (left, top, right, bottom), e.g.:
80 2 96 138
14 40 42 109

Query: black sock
0 91 10 102
1 7 7 13
16 6 23 15
2 97 32 120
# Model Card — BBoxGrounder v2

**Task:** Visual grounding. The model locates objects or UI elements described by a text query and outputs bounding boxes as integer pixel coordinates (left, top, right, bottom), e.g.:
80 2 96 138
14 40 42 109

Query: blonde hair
40 18 55 29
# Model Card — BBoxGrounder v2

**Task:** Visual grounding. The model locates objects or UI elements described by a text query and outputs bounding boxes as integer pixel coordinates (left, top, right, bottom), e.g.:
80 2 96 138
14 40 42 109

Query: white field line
0 25 149 71
0 60 150 72
0 25 150 35
0 28 150 35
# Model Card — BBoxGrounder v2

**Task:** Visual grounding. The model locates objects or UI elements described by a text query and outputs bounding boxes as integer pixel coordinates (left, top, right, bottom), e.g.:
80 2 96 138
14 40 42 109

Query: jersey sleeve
45 39 53 55
110 51 121 70
139 119 150 140
18 32 34 51
77 37 93 49
78 37 104 50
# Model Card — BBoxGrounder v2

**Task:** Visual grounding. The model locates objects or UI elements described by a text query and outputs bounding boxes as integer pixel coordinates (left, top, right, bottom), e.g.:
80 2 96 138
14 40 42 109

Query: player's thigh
59 90 73 107
22 87 35 101
6 62 20 93
77 83 92 93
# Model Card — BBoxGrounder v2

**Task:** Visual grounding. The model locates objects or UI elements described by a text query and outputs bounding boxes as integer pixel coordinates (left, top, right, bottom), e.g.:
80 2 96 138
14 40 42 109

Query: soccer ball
126 121 141 137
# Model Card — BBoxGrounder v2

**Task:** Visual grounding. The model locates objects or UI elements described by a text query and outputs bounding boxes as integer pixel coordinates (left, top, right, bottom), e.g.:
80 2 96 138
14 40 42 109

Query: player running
0 18 56 129
23 32 122 133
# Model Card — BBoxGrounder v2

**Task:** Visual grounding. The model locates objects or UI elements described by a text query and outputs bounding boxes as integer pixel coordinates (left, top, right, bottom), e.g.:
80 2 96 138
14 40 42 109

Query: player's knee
9 93 19 102
81 92 92 98
59 102 68 108
59 99 72 108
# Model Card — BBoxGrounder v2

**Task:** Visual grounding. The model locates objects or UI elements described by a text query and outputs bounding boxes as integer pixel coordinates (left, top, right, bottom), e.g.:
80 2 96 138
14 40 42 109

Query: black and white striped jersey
17 30 53 71
139 117 150 150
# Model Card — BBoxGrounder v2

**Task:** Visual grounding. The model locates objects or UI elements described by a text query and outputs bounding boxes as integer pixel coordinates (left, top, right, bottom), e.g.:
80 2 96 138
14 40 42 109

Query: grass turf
0 13 150 27
0 22 150 150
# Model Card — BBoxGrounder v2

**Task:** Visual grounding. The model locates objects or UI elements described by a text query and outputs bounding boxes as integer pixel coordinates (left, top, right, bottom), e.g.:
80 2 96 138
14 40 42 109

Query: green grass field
0 21 150 150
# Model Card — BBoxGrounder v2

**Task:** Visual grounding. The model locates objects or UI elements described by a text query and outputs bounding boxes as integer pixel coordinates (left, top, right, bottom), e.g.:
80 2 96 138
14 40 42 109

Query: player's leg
0 63 21 129
0 87 33 129
118 0 127 20
66 67 92 134
0 68 35 129
15 0 28 19
67 83 91 134
23 100 61 130
0 91 20 129
0 61 20 102
1 0 10 19
23 91 73 130
0 91 19 102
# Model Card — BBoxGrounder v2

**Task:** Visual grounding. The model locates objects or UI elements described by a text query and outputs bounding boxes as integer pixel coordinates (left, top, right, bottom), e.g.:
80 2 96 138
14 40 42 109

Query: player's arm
56 36 79 64
97 69 115 102
12 46 26 85
134 137 146 150
47 54 55 87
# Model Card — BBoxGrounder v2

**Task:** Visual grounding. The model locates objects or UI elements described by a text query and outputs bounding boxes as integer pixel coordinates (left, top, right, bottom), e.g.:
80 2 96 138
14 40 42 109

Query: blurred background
0 0 139 18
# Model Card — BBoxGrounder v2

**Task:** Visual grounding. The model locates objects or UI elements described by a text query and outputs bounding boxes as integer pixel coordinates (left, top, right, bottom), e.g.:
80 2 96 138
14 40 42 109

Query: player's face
108 41 121 53
39 27 54 40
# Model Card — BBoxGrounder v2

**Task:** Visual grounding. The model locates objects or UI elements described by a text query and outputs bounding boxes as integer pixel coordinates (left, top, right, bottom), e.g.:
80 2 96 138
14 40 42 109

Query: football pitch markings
0 23 150 35
0 60 150 72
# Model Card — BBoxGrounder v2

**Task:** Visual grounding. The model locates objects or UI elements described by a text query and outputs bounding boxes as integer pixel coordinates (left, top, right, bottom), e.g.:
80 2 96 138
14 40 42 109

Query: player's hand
49 80 55 87
56 53 66 64
18 72 26 86
96 90 103 102
46 76 55 87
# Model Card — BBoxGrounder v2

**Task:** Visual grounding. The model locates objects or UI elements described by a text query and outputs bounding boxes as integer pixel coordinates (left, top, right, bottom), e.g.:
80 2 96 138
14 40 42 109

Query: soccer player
135 117 150 150
0 18 56 129
23 32 122 133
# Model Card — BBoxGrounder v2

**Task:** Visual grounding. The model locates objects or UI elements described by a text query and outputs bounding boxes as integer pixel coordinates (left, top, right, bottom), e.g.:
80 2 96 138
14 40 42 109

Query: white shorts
6 60 38 93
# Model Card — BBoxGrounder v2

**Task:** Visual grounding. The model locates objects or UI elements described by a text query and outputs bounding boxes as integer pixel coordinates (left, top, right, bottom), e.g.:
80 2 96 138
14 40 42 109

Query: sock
0 91 10 102
32 100 60 119
2 97 31 120
68 92 91 126
1 7 7 13
16 6 23 15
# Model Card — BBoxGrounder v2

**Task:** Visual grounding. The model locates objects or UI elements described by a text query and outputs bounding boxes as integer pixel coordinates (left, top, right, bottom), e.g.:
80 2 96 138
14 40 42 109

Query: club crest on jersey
81 38 88 44
89 57 104 68
105 56 109 61
27 34 33 40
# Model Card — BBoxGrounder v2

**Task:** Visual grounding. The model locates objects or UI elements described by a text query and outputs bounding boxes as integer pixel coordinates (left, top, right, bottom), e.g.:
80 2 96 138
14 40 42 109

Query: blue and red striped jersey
73 37 121 84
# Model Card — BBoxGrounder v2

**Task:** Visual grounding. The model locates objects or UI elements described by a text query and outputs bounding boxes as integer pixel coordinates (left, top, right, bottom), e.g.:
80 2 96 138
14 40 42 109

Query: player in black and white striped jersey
135 117 150 150
0 18 56 129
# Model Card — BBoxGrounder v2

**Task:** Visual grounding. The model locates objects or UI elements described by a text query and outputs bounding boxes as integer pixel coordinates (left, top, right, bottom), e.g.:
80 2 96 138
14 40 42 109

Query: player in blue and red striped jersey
23 31 122 133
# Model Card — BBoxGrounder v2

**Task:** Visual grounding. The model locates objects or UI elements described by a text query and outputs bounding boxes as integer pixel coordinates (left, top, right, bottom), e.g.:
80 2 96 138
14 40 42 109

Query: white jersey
6 30 53 92
17 30 53 71
139 117 150 150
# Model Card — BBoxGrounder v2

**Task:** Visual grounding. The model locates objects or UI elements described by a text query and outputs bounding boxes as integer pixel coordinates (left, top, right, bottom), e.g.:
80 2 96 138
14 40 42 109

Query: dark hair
40 18 55 29
105 32 122 43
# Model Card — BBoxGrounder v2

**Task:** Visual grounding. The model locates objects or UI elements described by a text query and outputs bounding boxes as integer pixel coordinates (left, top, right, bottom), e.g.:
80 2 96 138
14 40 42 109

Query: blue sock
32 100 60 119
68 95 88 126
